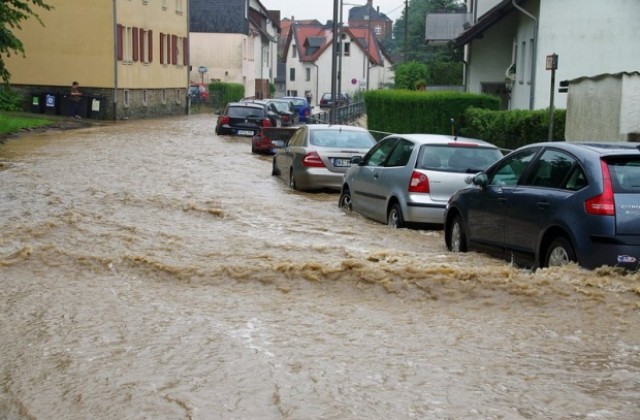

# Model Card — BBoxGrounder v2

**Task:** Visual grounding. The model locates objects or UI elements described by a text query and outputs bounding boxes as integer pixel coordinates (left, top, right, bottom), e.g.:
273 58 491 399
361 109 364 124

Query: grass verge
0 112 53 136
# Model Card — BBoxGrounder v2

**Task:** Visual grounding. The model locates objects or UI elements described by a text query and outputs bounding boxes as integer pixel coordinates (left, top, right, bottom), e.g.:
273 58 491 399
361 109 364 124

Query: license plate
332 158 352 167
237 130 254 136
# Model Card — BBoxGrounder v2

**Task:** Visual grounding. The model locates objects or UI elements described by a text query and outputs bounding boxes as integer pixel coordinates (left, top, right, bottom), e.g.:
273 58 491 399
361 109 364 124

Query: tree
394 61 430 90
0 0 52 85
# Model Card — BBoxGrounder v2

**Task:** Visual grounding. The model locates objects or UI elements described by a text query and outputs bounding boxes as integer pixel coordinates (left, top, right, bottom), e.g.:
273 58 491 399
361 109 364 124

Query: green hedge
364 90 499 135
209 82 244 109
461 107 566 150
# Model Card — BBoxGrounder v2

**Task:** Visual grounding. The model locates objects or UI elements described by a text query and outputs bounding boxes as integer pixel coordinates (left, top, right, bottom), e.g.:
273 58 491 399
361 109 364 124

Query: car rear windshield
288 98 305 107
227 106 265 118
310 130 375 148
417 144 503 172
270 102 290 113
607 157 640 193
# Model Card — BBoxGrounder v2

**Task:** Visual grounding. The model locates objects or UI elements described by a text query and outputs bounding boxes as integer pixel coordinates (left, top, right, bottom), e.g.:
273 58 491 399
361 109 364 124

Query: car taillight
408 171 430 193
262 119 271 128
219 115 230 125
282 115 289 122
585 160 615 216
302 151 325 168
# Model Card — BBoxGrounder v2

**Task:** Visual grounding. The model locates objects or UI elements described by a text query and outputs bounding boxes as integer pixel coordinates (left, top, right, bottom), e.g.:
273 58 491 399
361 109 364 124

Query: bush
462 107 566 149
364 89 499 135
209 82 244 110
0 87 22 111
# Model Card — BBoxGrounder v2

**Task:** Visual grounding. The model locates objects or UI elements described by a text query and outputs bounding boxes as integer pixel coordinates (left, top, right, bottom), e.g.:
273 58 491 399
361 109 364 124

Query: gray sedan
339 134 503 228
272 125 377 191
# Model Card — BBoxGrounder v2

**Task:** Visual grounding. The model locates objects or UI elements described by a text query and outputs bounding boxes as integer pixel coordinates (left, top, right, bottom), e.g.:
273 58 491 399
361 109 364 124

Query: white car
339 134 504 228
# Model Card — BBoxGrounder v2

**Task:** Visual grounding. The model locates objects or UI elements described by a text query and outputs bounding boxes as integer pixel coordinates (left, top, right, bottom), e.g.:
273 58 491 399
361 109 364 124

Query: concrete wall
565 76 622 141
620 74 640 137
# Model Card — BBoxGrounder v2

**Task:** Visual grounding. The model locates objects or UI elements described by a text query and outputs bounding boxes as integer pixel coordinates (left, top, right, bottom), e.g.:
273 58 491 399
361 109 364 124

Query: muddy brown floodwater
1 114 639 419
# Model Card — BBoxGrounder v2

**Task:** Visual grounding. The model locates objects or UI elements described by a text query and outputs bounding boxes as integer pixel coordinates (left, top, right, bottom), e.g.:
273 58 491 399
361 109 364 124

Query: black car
266 99 298 126
444 142 640 270
239 99 282 128
215 102 273 136
319 92 348 109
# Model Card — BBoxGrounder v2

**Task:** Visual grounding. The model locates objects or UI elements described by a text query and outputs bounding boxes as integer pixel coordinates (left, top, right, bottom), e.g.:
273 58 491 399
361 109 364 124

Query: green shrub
209 82 244 109
462 107 566 149
364 90 499 135
0 87 22 111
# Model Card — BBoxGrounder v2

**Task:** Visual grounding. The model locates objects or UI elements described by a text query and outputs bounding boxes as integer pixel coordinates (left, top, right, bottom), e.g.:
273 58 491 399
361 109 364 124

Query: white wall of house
190 33 246 85
285 42 317 101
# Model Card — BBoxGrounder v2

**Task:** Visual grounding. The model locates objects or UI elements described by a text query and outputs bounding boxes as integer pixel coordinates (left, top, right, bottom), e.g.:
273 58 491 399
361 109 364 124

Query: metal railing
307 101 366 125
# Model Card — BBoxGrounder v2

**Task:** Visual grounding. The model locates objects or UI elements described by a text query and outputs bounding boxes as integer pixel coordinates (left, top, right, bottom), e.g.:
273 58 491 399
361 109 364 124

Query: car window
607 158 640 193
228 106 264 118
525 149 578 189
288 128 306 146
385 139 414 167
362 138 398 167
310 130 375 148
417 145 502 172
489 148 539 186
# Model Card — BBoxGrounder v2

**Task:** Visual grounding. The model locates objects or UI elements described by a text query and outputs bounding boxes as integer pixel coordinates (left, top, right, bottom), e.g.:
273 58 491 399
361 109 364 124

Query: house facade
189 0 279 101
6 0 189 120
284 21 394 107
454 0 640 111
348 0 393 41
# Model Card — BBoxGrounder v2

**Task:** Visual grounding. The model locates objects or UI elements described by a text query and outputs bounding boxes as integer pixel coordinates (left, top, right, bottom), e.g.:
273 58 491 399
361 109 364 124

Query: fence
307 101 366 125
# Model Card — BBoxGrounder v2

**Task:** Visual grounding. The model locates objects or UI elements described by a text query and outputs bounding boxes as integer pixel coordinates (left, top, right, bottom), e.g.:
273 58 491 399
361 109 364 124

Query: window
385 139 414 167
490 148 539 186
138 29 153 64
175 0 183 13
123 90 130 108
124 26 133 62
161 89 167 104
305 68 311 81
525 149 577 189
176 89 181 104
292 46 297 58
528 38 534 84
363 138 399 167
160 32 171 65
289 68 295 81
142 90 148 106
343 42 350 57
519 41 526 84
162 0 167 9
374 25 382 36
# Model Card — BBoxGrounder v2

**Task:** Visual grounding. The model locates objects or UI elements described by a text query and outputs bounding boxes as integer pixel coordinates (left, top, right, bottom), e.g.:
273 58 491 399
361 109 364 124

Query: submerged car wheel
545 236 576 267
387 203 405 228
449 215 467 252
339 188 352 211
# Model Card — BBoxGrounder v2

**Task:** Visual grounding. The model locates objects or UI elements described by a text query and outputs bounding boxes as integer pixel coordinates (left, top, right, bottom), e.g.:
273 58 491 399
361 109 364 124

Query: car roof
519 141 640 156
387 133 499 148
305 124 369 132
227 102 265 109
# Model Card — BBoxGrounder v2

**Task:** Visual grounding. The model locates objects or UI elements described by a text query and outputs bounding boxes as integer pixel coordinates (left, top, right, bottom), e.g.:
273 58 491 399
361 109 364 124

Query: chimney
368 0 373 5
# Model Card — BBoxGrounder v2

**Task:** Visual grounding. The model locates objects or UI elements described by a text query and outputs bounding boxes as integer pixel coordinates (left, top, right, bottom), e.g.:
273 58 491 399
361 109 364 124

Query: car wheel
387 203 405 228
289 168 297 190
448 215 467 252
339 188 352 211
544 236 576 267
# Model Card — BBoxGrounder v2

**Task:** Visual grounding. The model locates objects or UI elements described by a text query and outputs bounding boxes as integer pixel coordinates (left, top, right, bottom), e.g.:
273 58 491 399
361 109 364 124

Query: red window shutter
172 35 178 64
117 24 123 61
139 29 145 62
160 32 164 64
132 27 139 62
183 37 188 66
148 30 153 63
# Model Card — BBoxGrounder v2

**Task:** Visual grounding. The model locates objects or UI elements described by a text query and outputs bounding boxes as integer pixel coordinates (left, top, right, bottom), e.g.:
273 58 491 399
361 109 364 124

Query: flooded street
1 113 639 419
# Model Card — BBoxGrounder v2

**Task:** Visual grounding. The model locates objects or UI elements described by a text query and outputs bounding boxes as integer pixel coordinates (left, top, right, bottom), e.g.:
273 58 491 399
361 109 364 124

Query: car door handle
537 201 550 209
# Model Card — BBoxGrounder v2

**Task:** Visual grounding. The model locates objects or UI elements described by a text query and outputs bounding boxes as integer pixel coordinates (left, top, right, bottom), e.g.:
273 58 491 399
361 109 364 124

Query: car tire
339 188 352 211
387 203 405 228
448 215 467 252
289 168 297 190
544 236 576 267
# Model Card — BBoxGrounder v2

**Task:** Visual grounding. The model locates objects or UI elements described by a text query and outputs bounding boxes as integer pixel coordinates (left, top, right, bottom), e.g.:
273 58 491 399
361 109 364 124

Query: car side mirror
471 172 489 189
351 156 363 165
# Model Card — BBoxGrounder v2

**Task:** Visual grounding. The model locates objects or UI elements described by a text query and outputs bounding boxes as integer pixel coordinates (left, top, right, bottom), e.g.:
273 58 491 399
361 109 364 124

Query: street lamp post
330 0 339 124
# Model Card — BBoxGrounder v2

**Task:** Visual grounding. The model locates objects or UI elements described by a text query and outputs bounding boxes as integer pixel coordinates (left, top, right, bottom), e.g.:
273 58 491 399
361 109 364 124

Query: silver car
272 124 377 191
339 134 503 228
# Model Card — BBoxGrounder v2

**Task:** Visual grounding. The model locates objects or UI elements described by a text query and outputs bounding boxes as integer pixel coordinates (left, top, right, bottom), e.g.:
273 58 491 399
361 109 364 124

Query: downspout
187 0 191 110
312 62 319 108
512 0 537 110
113 0 118 121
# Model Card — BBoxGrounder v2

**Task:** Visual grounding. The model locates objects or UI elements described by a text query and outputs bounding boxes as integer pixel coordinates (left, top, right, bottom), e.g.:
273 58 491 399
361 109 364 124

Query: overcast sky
262 0 406 24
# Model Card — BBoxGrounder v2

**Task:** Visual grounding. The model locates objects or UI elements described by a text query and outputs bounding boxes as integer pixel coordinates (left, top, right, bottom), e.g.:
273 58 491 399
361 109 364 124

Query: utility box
31 93 44 113
44 93 58 115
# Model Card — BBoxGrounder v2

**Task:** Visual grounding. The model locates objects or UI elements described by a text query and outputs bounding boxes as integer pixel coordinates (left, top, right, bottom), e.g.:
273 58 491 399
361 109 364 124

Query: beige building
6 0 189 120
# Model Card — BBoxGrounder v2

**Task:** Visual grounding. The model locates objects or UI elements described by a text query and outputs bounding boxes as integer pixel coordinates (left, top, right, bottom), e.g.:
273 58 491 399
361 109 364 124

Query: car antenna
450 117 457 140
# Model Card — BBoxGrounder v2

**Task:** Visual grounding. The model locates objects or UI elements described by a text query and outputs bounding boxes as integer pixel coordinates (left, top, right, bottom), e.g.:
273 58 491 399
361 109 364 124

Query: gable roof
453 0 526 47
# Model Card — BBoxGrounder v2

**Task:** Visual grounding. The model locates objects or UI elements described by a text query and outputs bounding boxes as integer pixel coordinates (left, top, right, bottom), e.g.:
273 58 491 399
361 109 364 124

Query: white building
454 0 640 110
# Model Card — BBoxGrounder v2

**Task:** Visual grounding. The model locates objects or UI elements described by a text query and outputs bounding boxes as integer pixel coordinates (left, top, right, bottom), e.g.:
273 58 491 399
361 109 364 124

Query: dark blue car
281 96 312 123
444 142 640 270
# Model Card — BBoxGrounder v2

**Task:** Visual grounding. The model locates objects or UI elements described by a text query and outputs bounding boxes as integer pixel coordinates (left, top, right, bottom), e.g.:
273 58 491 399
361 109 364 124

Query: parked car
215 102 272 136
239 99 282 127
266 99 298 126
319 92 348 109
339 134 503 228
252 127 297 155
272 124 377 191
189 85 208 104
444 142 640 270
281 96 312 123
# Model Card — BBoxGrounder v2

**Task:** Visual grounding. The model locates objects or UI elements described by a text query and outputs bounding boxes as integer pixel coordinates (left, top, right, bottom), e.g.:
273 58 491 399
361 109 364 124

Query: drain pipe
512 0 537 110
112 0 118 121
